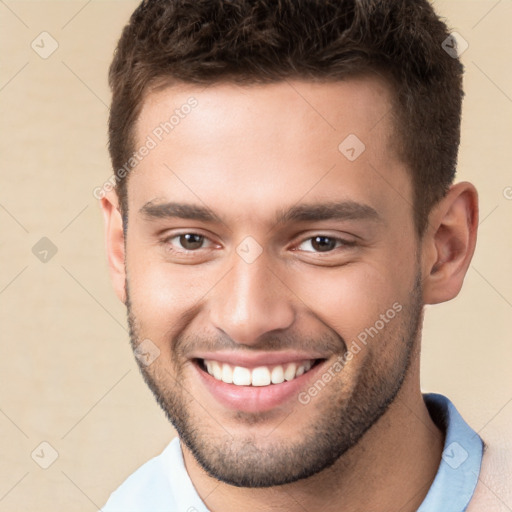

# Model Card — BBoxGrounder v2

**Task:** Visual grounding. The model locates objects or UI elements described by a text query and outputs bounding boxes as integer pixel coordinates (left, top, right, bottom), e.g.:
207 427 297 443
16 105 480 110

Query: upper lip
191 351 327 368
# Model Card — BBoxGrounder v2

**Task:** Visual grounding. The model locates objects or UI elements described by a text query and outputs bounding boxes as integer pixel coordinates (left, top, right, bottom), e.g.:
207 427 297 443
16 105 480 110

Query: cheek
290 263 407 341
125 243 220 338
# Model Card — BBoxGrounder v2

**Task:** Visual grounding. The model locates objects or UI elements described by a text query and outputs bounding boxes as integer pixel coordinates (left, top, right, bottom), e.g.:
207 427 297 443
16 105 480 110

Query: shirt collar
418 393 484 512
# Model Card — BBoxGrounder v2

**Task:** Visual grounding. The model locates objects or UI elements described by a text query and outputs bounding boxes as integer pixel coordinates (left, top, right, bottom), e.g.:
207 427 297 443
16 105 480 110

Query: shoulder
466 434 512 512
423 393 512 511
102 438 179 512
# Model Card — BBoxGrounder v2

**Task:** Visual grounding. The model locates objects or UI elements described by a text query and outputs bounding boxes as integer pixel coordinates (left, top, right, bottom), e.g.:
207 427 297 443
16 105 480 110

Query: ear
422 182 479 305
100 191 127 304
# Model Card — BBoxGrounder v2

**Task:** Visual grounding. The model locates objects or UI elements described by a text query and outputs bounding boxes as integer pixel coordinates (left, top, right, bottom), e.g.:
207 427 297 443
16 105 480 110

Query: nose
208 252 296 346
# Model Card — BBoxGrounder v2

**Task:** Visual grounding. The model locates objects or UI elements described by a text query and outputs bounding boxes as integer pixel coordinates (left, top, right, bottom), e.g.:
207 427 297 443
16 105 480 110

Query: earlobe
100 192 127 304
422 182 479 305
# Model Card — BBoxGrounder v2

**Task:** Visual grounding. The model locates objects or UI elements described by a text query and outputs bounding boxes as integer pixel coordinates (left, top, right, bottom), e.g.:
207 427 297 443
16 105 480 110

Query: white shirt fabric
103 436 208 512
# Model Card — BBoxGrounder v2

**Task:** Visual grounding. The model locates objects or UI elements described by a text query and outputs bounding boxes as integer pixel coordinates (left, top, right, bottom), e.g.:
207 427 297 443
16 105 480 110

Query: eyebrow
139 200 382 226
140 201 222 223
274 201 381 225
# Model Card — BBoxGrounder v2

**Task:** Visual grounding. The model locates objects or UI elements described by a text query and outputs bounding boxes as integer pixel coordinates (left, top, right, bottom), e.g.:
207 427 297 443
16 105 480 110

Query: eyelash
161 232 356 256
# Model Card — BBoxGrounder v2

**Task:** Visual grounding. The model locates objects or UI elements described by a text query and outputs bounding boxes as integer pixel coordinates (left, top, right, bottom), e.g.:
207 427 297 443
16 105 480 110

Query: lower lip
194 360 327 413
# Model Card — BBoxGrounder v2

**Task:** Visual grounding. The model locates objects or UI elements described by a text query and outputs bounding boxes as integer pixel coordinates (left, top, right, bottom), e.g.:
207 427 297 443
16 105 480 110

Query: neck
182 359 444 512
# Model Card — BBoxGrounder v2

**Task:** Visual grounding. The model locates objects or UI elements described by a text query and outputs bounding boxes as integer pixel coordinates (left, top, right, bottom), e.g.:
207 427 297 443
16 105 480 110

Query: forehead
130 77 412 229
137 76 395 151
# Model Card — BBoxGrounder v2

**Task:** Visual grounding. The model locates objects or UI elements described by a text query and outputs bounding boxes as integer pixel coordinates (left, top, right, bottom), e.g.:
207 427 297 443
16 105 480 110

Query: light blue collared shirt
419 393 484 511
103 393 483 512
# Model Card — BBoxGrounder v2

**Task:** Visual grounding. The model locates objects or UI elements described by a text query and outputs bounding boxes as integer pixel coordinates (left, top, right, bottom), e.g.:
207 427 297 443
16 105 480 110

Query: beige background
0 1 511 510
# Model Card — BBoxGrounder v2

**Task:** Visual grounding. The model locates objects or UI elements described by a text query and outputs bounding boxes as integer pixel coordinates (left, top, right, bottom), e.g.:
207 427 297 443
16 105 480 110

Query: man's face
123 77 424 487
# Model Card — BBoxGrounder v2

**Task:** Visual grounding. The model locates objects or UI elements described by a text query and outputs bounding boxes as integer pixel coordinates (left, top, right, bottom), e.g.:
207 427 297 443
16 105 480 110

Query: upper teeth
203 359 315 386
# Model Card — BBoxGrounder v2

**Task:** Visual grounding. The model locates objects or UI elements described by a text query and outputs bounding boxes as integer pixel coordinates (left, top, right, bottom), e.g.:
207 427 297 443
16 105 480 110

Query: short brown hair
108 0 463 235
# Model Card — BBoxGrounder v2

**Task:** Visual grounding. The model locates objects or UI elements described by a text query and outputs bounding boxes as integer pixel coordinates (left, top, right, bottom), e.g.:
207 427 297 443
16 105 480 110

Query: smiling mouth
196 358 325 387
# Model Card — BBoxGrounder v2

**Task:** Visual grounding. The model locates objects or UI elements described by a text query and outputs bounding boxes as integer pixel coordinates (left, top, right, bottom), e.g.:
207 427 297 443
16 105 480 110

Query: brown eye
310 236 337 252
295 234 357 255
161 232 218 261
178 233 204 250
